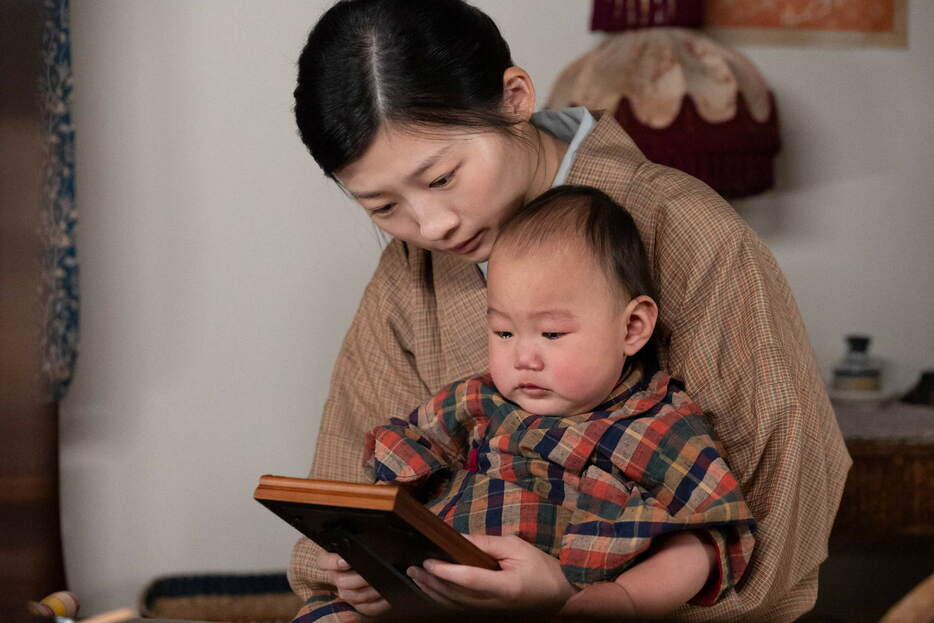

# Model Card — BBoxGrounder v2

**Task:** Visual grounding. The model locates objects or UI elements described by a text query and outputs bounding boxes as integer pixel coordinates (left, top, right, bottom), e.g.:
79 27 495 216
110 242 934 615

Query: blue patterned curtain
40 0 78 401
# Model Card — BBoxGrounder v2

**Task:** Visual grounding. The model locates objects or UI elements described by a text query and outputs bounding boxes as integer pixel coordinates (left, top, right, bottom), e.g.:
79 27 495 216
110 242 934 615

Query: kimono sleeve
560 394 756 607
634 166 850 617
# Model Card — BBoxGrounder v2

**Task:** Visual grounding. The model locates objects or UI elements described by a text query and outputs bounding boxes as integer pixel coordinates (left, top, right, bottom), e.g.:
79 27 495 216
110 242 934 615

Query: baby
314 185 755 621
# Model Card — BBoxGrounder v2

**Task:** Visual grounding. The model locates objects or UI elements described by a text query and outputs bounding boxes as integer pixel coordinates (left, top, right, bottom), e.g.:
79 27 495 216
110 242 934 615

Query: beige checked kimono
288 112 851 622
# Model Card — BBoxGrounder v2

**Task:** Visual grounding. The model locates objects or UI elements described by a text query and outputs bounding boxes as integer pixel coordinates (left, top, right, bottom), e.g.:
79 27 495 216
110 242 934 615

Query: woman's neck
524 126 569 203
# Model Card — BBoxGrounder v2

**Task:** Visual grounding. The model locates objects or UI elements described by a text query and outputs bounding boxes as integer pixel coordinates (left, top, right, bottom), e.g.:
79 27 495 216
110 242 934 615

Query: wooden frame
254 476 497 611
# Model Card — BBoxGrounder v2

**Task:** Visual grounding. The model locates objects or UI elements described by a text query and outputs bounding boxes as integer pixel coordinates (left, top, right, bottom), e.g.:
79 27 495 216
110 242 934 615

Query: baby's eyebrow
530 309 576 321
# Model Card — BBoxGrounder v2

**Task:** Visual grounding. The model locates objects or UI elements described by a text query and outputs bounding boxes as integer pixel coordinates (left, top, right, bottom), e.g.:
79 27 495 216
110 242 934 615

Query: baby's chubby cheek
548 359 614 409
488 357 513 394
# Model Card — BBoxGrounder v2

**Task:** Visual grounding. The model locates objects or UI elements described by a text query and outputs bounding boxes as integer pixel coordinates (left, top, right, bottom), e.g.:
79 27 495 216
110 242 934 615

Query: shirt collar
531 106 597 186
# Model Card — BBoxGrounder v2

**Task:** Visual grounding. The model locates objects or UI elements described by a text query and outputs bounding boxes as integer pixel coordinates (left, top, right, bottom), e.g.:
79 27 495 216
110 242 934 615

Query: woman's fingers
462 533 524 558
416 534 575 613
320 554 389 611
336 582 382 603
318 551 349 570
409 572 460 609
408 564 496 607
420 559 505 596
332 570 371 591
353 598 392 618
332 570 388 609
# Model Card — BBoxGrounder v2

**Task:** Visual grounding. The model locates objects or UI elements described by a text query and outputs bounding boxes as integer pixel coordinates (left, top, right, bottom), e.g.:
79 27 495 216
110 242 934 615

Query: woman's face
335 122 537 262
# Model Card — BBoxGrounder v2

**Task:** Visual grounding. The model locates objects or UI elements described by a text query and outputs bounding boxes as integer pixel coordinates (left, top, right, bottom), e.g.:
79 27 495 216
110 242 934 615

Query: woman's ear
501 66 536 121
620 296 659 356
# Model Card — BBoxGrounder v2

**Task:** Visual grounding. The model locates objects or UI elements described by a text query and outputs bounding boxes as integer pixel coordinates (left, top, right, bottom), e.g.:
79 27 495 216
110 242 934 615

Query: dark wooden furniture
803 401 934 622
833 401 934 538
0 0 67 615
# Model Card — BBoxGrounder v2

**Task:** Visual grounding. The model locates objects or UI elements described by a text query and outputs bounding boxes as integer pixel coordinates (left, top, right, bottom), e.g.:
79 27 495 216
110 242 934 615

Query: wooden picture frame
254 476 498 611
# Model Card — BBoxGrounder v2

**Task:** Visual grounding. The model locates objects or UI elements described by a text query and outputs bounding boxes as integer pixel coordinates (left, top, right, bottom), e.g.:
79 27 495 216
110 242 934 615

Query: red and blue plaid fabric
295 367 755 621
368 366 755 600
291 593 358 623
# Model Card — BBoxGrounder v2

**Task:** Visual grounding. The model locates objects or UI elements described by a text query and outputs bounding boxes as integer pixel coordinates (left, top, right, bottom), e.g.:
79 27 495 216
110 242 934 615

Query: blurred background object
549 0 780 198
0 0 72 615
902 371 934 406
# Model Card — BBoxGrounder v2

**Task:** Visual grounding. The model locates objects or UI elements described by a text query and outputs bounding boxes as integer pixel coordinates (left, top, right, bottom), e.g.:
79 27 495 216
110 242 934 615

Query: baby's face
486 241 630 416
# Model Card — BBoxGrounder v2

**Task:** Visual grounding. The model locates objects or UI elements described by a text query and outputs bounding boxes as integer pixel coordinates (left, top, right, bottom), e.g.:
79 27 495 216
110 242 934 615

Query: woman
287 1 850 622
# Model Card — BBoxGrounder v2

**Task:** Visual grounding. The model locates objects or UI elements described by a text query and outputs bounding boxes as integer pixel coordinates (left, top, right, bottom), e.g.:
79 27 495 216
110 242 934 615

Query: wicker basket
140 572 302 623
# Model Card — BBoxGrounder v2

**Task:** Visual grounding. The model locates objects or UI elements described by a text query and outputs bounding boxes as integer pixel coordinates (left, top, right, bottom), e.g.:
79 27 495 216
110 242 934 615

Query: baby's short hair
495 185 658 303
493 185 662 371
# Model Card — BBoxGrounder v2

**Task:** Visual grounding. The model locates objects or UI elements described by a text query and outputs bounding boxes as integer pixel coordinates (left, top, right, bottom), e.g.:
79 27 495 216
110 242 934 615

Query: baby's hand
407 534 576 614
318 551 391 618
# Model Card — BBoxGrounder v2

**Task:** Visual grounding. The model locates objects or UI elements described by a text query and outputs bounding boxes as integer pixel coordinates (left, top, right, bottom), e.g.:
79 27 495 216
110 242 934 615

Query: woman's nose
514 341 544 371
414 201 459 242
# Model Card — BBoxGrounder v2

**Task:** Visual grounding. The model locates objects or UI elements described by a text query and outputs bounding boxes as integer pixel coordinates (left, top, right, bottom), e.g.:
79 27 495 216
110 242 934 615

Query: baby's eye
493 331 513 340
542 332 565 340
369 203 396 216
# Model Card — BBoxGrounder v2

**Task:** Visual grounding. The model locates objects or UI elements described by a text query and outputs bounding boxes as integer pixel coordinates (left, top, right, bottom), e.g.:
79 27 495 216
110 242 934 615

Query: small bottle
832 335 882 392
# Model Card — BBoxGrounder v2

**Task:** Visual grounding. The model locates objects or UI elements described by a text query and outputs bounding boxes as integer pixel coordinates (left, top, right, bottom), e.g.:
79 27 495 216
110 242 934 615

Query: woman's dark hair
295 0 517 177
495 185 664 373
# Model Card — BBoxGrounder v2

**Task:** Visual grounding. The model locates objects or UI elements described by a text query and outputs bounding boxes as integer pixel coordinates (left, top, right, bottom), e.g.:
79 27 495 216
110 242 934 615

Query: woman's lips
448 230 484 255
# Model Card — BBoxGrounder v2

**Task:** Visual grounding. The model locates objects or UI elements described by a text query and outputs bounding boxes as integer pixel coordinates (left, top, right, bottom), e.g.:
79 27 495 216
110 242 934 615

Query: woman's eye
493 331 513 340
429 170 455 188
369 203 396 216
542 332 565 340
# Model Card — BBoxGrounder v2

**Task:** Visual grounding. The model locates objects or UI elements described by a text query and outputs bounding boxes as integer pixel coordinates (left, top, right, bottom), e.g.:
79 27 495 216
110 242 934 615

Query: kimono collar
589 363 653 414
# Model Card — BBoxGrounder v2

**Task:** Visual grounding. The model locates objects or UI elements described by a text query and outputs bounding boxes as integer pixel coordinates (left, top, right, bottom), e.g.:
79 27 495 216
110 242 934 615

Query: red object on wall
591 0 703 31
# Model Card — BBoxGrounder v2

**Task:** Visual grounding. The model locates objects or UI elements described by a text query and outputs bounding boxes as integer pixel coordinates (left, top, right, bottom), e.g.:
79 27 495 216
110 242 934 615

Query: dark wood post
0 0 68 615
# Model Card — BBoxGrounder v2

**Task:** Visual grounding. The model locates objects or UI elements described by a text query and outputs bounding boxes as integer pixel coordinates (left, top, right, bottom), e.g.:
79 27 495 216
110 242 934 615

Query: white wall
63 0 934 614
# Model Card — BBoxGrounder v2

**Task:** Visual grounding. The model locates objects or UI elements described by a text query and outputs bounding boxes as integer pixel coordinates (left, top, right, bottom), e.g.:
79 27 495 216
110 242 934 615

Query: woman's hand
407 534 577 615
319 551 391 618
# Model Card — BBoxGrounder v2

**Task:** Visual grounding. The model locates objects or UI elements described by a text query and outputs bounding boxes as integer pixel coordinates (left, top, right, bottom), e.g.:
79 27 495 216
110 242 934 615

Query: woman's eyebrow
350 188 385 200
408 144 454 181
346 144 455 200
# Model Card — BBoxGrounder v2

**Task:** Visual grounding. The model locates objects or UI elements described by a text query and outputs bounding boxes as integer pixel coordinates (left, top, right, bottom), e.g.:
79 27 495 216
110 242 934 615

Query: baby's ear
621 296 658 356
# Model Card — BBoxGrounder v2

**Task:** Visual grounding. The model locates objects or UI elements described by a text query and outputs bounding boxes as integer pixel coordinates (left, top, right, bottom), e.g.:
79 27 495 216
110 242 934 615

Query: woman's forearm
556 531 716 621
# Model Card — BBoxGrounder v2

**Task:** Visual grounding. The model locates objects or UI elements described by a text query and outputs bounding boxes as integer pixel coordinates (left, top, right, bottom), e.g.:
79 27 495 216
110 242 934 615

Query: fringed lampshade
549 0 780 198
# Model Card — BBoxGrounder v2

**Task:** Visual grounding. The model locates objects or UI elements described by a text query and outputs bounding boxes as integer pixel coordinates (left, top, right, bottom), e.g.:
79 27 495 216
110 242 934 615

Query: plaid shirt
295 367 755 622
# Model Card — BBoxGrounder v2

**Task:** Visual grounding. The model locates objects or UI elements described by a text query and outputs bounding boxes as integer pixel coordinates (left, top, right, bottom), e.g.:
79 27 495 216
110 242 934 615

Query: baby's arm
558 531 715 620
366 377 486 485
